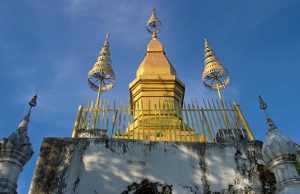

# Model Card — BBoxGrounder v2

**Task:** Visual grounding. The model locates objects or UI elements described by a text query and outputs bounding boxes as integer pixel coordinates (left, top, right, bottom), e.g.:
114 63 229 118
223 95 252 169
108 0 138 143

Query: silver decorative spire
18 94 37 133
260 97 300 193
259 95 277 132
0 94 37 193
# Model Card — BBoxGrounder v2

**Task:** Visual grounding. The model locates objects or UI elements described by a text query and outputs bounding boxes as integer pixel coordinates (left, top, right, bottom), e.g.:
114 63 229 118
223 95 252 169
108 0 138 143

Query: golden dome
147 37 163 52
136 37 176 77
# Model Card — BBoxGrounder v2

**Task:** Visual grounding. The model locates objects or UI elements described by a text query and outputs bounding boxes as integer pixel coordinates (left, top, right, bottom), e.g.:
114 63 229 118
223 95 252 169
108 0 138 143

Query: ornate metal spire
259 95 267 110
259 95 277 132
18 94 37 133
260 96 300 192
202 39 230 100
147 8 162 38
87 32 115 129
88 31 115 92
0 94 36 193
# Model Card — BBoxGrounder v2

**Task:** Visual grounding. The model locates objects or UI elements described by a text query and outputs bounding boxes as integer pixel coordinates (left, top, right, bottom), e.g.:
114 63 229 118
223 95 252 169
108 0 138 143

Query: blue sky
1 0 300 193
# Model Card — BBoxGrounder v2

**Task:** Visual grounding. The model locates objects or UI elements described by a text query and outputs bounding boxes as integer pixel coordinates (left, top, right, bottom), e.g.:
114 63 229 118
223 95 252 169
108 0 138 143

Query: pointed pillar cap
18 114 30 131
18 94 37 133
259 95 277 132
260 95 297 163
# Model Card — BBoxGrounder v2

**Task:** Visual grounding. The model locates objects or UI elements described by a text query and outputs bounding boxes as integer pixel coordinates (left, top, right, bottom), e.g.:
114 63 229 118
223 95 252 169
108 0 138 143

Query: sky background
0 0 300 193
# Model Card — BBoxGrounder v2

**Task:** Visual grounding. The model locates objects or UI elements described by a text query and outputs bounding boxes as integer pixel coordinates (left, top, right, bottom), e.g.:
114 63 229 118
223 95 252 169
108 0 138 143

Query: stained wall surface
29 138 276 194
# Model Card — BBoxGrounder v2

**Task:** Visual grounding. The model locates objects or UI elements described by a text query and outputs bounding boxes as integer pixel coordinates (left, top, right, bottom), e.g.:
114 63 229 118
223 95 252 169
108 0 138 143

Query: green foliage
296 144 300 175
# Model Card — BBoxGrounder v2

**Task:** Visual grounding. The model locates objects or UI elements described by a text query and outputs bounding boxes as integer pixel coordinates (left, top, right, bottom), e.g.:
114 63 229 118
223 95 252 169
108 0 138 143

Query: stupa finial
106 30 109 41
88 32 115 93
87 32 115 129
259 95 267 110
202 39 230 100
0 94 36 193
18 94 37 133
147 8 162 38
29 94 37 109
258 95 277 132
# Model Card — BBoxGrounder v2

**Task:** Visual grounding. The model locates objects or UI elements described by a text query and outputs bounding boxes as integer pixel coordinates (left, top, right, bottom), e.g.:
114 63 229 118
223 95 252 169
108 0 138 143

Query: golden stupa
122 9 205 141
72 9 254 143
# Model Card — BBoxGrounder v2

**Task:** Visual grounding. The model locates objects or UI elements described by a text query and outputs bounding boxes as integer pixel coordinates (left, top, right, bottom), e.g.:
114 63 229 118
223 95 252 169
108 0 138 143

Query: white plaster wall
29 139 269 194
55 140 261 194
205 146 236 192
65 141 203 194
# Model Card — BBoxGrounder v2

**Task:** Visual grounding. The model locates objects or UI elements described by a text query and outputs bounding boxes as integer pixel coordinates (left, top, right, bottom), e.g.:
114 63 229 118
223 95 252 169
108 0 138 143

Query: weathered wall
29 138 276 194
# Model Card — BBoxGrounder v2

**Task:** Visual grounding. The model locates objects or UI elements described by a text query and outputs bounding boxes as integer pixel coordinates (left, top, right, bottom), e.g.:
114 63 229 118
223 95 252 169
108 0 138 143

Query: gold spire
87 32 115 129
204 39 218 66
129 8 185 139
88 31 115 92
133 8 181 83
136 9 175 77
202 39 230 100
147 9 159 26
146 8 162 38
